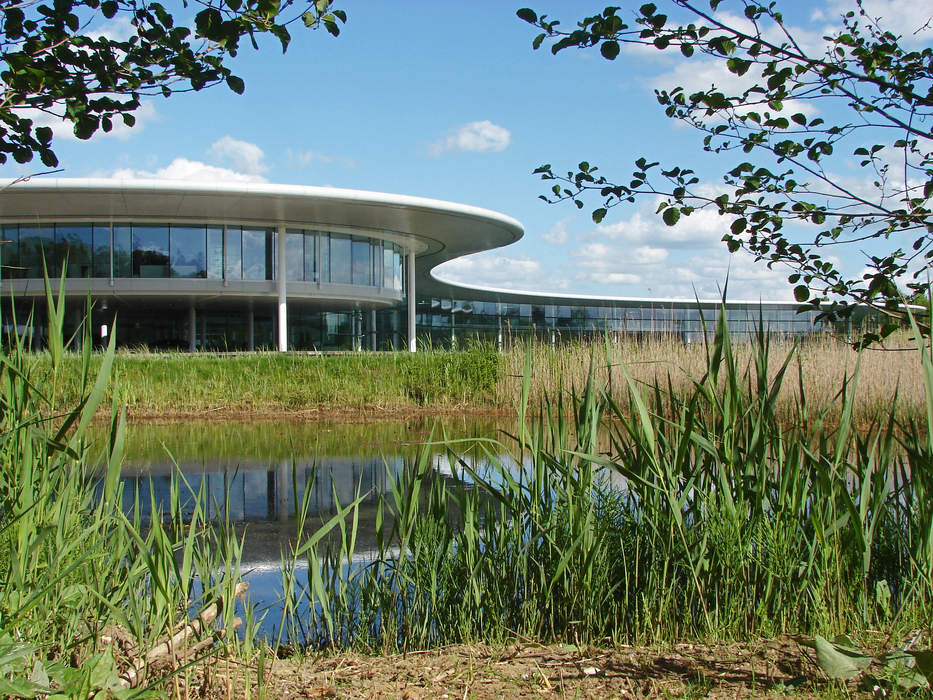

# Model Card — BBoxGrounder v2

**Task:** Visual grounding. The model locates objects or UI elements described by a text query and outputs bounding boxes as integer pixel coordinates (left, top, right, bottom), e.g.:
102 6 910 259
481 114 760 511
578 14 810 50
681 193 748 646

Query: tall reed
274 311 933 650
0 276 248 695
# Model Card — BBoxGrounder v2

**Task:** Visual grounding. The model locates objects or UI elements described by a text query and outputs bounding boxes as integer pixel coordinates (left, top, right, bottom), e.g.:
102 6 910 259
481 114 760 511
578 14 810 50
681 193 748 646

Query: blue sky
11 0 932 301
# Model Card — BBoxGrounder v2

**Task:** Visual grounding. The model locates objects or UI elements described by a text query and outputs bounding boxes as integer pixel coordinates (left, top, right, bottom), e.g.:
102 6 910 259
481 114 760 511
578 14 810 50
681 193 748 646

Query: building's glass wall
0 222 404 292
416 298 822 348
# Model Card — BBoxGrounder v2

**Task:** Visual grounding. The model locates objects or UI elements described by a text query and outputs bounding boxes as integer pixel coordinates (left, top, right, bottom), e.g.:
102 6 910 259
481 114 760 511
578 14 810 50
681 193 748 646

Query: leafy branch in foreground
517 1 932 342
0 0 346 167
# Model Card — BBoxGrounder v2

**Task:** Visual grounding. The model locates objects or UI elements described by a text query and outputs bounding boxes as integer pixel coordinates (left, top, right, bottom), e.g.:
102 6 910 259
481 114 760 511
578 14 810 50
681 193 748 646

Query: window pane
352 237 372 286
304 232 317 282
320 234 329 283
394 248 402 291
113 226 132 277
242 228 268 280
170 225 206 278
19 225 54 278
373 241 383 288
93 224 110 277
2 224 19 279
286 231 304 281
207 227 223 279
225 226 242 280
383 246 393 288
133 225 169 278
55 224 93 277
330 234 351 284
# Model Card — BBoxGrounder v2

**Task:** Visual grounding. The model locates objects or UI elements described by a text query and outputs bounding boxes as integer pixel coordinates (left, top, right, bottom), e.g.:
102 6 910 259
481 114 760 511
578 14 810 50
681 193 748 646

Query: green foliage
0 0 346 166
0 278 248 694
518 1 932 343
271 308 933 658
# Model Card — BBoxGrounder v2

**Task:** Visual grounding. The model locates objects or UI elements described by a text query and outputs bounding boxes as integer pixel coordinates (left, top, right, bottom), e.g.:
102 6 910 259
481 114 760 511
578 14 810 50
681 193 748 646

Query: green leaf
794 285 809 302
600 40 620 60
516 8 538 23
226 74 245 94
909 651 933 685
662 206 680 226
813 635 871 680
730 218 746 235
592 207 607 223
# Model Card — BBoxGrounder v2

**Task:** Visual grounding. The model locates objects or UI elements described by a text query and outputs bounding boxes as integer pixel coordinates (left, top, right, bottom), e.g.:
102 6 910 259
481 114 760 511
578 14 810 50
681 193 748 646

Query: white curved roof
0 177 524 264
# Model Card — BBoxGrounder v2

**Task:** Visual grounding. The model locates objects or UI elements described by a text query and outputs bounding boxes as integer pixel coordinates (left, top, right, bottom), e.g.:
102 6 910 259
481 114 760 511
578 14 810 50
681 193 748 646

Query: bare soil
179 638 872 698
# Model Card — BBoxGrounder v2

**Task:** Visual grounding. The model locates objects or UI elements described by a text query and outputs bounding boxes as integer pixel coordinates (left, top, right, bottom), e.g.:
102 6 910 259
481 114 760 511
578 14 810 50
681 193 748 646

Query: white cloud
593 204 728 249
88 16 136 41
208 136 267 175
812 0 933 44
433 252 570 291
18 101 158 142
108 157 267 183
429 120 511 155
286 148 357 169
542 217 571 245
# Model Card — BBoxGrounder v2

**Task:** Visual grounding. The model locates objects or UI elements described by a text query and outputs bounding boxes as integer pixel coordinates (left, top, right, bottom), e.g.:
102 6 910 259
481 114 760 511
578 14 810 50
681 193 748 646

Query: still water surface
113 417 510 636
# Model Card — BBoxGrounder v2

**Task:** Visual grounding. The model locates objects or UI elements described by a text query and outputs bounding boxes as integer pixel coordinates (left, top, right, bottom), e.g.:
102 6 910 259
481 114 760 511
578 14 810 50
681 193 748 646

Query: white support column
246 307 255 351
369 309 377 351
407 249 416 352
277 226 287 352
199 312 206 351
188 305 196 352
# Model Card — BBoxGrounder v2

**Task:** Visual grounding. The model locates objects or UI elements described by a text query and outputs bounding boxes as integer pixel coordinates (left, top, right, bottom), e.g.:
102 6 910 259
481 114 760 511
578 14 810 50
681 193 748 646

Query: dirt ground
179 638 876 699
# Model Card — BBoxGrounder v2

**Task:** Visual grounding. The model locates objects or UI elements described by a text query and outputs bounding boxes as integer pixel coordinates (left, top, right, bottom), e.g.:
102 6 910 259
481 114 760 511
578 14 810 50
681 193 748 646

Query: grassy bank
3 293 933 696
30 330 931 425
41 345 500 417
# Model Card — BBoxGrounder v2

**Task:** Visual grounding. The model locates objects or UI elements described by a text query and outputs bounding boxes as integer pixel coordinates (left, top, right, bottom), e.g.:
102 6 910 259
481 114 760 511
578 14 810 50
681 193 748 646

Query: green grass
3 280 932 695
36 344 500 416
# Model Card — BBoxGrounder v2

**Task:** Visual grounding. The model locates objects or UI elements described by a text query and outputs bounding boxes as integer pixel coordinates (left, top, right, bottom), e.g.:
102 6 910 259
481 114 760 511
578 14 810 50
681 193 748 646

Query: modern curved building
0 179 829 351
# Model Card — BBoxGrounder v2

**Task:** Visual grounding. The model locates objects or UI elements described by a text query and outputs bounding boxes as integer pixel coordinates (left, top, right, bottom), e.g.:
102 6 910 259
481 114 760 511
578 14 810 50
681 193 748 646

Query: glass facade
0 222 404 291
415 298 822 347
2 219 841 353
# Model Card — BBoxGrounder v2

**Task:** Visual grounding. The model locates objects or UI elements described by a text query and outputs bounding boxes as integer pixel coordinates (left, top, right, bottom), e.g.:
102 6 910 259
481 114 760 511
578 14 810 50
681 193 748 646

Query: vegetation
27 330 930 425
518 1 932 341
3 284 933 696
38 343 501 416
0 284 248 695
0 0 345 166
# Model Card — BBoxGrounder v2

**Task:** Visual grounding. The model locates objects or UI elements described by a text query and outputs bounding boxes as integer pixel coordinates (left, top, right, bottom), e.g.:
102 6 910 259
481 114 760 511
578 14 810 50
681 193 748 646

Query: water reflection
110 416 508 632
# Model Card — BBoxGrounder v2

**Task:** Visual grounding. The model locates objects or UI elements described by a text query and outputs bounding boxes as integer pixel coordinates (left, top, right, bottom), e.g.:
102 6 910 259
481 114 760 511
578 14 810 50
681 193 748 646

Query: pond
111 416 513 639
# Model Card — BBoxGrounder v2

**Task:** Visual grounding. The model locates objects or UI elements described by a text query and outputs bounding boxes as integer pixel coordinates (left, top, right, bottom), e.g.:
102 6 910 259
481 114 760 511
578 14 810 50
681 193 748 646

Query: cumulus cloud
18 101 158 142
542 218 571 245
812 0 933 44
208 136 267 175
109 157 267 183
433 252 570 291
592 204 729 249
429 120 511 156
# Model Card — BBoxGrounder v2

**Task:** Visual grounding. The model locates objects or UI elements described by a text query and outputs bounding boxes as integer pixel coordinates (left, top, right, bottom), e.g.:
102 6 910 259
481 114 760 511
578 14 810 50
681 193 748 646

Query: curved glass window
3 221 404 292
329 234 351 284
225 227 242 280
171 225 206 278
133 225 170 278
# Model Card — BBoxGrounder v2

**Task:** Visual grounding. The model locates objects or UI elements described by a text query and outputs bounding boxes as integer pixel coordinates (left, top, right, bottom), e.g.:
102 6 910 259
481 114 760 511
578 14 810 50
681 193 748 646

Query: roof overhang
0 178 524 264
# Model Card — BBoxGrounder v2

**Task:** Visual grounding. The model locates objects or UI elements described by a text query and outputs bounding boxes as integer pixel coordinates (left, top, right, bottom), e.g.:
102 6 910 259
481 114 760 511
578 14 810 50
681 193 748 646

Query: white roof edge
428 270 803 306
0 177 525 232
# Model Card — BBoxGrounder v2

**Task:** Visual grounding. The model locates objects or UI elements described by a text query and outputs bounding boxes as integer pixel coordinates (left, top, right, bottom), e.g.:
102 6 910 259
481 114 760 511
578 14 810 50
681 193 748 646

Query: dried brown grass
498 332 928 427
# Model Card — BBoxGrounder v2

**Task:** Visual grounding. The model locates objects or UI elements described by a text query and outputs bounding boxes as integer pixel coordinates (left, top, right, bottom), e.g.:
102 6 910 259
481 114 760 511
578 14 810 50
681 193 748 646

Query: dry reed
499 332 928 426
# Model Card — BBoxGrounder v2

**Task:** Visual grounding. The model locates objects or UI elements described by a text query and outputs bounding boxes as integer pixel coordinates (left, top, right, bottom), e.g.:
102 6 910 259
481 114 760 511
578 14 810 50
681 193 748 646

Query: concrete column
246 307 255 351
199 312 206 351
277 226 287 352
407 249 416 352
188 305 196 352
369 309 377 351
